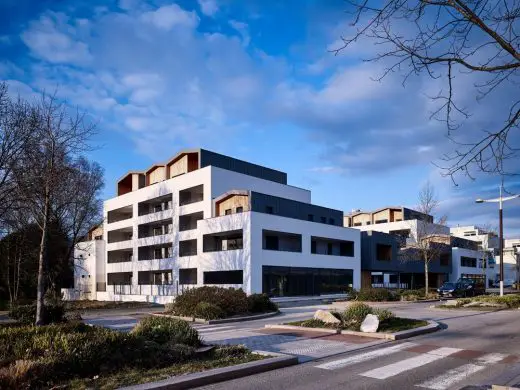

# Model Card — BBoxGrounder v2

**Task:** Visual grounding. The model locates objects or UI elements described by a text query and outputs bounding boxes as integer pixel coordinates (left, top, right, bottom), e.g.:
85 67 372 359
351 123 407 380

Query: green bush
193 302 225 320
8 303 65 325
372 308 395 322
341 302 372 330
169 287 249 318
131 316 201 347
0 321 199 388
355 288 399 302
247 294 278 313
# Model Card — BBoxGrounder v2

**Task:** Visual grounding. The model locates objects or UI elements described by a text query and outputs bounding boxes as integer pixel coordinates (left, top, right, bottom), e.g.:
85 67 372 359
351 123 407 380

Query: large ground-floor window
262 266 353 297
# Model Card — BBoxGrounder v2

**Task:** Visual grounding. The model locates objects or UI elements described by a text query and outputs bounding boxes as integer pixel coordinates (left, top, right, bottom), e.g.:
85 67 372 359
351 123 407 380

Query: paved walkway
83 314 385 362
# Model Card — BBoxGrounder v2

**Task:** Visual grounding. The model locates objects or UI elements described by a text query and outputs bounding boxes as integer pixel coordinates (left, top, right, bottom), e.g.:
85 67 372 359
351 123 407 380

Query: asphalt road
193 303 520 390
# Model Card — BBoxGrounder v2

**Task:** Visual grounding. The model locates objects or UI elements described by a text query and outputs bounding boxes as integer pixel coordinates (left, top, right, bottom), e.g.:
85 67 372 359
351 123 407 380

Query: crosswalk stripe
315 342 416 370
360 347 462 379
416 353 508 390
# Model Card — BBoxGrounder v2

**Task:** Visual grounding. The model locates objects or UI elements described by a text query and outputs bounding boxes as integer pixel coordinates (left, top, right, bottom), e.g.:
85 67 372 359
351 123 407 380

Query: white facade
495 238 520 284
450 247 494 287
356 219 450 242
450 225 499 251
68 161 360 303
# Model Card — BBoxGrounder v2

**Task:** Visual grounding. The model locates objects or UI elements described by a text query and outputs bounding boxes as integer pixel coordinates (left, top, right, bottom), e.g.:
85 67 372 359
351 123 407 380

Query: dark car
437 280 483 298
437 282 460 298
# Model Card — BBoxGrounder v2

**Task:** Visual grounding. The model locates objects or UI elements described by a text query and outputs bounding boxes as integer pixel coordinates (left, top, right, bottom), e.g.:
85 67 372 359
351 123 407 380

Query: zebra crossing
315 342 515 390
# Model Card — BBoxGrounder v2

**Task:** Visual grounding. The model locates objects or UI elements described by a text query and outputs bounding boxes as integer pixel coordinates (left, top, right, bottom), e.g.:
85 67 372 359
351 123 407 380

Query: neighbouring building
497 238 520 284
351 207 495 288
64 149 361 303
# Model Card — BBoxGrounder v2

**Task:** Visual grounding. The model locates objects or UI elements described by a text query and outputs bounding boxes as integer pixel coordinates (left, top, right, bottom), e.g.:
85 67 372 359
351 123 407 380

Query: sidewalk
201 325 387 363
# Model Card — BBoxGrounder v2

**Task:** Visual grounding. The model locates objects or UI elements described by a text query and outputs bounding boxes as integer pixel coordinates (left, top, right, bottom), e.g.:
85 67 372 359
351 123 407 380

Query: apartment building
351 207 494 288
497 238 520 284
66 149 361 303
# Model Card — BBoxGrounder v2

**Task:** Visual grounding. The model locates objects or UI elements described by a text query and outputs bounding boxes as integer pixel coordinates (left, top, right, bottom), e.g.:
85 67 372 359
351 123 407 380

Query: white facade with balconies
68 149 361 303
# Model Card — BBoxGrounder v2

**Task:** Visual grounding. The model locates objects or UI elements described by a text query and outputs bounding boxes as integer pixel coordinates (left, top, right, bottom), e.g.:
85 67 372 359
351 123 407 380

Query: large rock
313 310 341 324
360 314 379 333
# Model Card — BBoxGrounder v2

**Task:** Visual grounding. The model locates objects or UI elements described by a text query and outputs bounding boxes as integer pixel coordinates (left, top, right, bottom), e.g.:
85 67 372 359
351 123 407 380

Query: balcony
203 230 243 252
179 211 203 231
262 230 302 252
107 226 133 243
138 219 172 238
179 239 197 257
107 205 133 224
138 244 173 261
179 184 204 206
311 236 355 257
138 194 172 217
107 248 133 264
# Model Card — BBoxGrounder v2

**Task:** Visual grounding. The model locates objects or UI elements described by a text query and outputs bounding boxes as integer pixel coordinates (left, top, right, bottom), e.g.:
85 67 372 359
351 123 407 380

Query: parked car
492 279 515 288
437 280 484 298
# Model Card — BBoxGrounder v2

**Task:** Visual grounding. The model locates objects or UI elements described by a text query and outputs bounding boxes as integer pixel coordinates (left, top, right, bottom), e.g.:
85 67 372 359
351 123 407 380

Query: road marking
315 342 416 370
416 353 508 389
360 347 462 379
195 325 234 333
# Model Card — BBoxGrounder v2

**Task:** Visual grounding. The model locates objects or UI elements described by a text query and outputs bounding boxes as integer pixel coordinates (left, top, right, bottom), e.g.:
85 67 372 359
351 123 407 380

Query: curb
265 320 440 340
151 311 280 325
264 324 339 334
117 351 298 390
492 386 520 390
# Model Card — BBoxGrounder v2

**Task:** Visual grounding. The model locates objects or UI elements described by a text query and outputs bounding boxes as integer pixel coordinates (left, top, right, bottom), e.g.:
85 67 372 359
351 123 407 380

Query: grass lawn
286 317 428 333
66 351 265 390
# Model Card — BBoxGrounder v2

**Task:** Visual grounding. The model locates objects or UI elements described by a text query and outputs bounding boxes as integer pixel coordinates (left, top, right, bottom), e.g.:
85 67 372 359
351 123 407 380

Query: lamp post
476 184 520 296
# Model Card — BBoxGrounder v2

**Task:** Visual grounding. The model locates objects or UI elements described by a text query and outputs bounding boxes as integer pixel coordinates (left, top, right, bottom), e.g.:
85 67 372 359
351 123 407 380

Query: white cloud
21 13 92 65
229 20 250 47
198 0 218 17
141 4 199 30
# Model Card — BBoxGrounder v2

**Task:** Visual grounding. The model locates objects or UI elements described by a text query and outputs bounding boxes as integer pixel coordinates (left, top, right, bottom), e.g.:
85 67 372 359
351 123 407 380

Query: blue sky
1 0 519 235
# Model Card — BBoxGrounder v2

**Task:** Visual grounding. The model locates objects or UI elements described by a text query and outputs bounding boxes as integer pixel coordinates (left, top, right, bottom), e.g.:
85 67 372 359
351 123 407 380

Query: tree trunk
35 193 50 325
424 259 429 297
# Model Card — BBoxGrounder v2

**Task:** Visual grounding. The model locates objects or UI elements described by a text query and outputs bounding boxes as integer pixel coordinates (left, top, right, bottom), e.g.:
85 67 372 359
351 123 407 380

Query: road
81 301 520 390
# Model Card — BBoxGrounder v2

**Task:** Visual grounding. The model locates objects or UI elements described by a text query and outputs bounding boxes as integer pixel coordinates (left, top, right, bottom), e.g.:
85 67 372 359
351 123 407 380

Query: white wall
250 211 361 293
450 247 494 286
357 219 449 243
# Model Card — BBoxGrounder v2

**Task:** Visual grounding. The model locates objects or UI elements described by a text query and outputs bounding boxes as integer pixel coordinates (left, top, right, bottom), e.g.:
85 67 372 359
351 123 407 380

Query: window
265 235 279 250
266 206 274 214
376 244 392 261
327 242 333 255
308 214 314 221
311 240 317 254
179 268 197 284
366 222 371 225
461 256 477 268
354 222 362 226
440 253 450 266
329 218 335 225
236 206 243 213
153 248 163 259
203 270 243 285
153 204 162 213
225 209 232 215
375 219 388 224
464 231 477 236
340 242 354 257
320 216 327 223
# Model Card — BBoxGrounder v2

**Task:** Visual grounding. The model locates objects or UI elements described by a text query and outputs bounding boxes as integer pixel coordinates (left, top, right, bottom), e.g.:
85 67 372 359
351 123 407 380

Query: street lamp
476 184 520 296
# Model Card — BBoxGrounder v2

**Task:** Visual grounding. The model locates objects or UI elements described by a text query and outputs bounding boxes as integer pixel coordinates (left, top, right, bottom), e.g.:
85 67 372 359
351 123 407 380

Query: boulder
313 310 341 324
360 314 379 333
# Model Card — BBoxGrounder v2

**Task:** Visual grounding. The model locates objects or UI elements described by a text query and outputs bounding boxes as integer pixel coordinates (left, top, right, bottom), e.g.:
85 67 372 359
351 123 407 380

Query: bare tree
12 93 100 325
336 0 519 180
400 181 448 294
0 82 36 223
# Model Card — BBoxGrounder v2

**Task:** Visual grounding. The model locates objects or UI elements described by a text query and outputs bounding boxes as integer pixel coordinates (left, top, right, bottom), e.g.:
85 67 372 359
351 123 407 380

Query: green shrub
247 294 278 313
341 302 373 330
372 308 395 322
169 287 249 318
131 316 201 347
8 303 65 325
356 288 399 302
193 302 225 320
